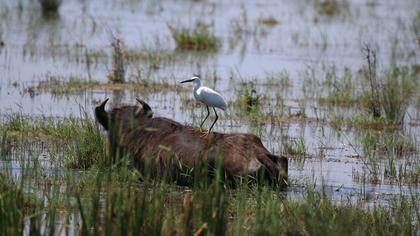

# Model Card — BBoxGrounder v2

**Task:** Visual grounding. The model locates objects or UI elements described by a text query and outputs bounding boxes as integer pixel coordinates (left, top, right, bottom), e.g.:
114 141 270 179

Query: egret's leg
208 107 219 134
200 105 210 130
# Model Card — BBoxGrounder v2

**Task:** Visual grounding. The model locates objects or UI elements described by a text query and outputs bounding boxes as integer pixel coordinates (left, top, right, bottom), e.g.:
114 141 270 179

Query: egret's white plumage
195 87 227 110
181 75 227 135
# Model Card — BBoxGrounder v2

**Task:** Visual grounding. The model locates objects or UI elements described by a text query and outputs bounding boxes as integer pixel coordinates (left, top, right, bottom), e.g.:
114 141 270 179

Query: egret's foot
189 127 204 133
200 131 210 139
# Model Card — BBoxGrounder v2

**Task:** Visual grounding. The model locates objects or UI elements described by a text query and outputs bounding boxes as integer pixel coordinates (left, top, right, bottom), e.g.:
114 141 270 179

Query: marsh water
0 0 419 206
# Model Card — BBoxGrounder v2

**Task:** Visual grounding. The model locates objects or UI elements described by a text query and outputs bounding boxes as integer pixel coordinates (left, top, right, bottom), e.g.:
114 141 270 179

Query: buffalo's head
95 98 153 131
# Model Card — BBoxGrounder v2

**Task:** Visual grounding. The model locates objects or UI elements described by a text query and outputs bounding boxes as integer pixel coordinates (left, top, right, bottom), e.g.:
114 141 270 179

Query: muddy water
0 0 419 201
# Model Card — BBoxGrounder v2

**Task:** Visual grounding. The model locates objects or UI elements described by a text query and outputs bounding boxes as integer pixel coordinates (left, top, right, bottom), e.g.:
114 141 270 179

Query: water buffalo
95 98 288 188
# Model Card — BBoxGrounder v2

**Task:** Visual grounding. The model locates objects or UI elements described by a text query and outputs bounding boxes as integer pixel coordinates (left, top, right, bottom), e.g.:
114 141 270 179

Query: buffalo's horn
136 98 153 118
95 98 110 130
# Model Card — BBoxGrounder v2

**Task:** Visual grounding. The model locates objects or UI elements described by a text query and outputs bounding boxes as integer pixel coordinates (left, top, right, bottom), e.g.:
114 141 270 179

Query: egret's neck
193 79 201 92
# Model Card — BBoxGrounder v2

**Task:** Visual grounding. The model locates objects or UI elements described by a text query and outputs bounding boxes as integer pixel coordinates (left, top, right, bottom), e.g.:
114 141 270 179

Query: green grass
381 67 414 124
318 67 359 106
361 48 418 125
0 114 419 235
357 131 418 157
0 165 418 235
320 64 418 129
0 114 106 169
169 25 219 51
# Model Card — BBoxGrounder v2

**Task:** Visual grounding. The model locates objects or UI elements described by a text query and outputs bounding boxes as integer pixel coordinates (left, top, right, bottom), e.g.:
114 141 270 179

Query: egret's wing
197 87 227 110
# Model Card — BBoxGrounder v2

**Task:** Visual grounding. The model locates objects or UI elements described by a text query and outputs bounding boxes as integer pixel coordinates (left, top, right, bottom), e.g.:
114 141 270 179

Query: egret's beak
180 79 194 83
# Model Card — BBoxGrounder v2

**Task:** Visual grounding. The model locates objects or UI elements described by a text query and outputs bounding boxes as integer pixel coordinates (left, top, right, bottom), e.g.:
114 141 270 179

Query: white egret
180 75 227 136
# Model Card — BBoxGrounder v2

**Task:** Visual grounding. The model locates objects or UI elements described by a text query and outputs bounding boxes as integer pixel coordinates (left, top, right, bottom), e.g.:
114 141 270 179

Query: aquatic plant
1 164 418 235
381 67 413 125
38 0 61 17
362 47 415 125
0 114 105 169
169 25 219 51
282 137 307 159
257 16 280 26
315 0 341 16
108 38 126 83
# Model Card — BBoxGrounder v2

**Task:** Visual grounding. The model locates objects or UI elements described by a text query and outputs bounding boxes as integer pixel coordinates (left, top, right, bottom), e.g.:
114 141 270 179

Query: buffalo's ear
135 98 153 118
95 98 110 130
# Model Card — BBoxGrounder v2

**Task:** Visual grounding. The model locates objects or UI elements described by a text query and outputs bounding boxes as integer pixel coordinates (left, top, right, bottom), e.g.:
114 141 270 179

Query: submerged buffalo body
95 99 288 187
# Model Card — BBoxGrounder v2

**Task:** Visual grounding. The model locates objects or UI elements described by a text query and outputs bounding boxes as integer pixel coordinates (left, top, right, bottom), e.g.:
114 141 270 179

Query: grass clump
65 117 106 169
125 48 176 70
326 49 418 129
358 131 418 157
318 66 358 106
257 16 280 26
381 68 413 124
108 38 126 83
361 47 417 125
169 25 219 51
413 11 420 39
282 137 307 159
236 84 262 112
315 0 341 16
0 114 106 169
38 0 61 17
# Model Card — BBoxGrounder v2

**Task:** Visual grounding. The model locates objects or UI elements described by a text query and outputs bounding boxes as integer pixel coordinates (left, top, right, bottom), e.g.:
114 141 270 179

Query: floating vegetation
169 25 219 51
